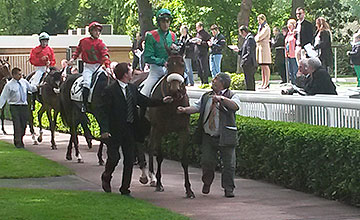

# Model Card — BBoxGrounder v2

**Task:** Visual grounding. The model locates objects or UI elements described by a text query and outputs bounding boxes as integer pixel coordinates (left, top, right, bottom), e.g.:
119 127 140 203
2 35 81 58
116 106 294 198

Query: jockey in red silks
69 21 111 112
29 32 56 87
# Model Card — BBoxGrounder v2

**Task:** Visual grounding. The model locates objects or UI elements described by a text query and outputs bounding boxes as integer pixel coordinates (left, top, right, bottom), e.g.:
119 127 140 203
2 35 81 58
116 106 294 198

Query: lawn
0 188 189 220
0 141 73 178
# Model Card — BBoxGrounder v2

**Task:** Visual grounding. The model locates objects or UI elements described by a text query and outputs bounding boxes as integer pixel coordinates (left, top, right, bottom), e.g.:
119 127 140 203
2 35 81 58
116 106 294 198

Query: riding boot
81 88 90 113
31 92 37 111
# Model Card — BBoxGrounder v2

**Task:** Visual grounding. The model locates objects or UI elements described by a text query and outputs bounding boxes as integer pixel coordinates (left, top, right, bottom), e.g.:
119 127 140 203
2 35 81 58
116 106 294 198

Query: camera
281 87 295 95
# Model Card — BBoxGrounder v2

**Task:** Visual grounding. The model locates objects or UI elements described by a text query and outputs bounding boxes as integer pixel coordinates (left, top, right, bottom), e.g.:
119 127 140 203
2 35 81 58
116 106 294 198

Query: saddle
70 70 107 103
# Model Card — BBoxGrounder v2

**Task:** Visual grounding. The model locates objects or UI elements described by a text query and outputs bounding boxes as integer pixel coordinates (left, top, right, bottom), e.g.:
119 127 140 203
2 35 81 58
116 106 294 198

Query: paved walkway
1 121 359 220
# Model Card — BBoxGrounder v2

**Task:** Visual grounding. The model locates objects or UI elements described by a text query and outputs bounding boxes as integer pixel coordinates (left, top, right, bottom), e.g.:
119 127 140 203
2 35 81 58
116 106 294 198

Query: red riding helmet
89 22 103 31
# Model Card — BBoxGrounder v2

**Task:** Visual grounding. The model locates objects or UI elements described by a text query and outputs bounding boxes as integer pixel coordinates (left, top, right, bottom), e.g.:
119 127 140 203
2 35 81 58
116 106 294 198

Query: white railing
0 54 34 75
188 90 360 129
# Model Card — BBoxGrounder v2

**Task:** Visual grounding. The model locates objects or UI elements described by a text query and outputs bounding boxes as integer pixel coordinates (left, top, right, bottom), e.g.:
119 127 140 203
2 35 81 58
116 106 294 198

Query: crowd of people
1 6 360 199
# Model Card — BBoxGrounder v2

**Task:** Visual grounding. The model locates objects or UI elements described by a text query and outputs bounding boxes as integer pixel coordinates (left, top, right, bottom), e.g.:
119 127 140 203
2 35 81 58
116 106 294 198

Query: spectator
131 32 142 70
314 17 333 72
302 58 337 95
271 27 286 84
347 32 360 87
179 25 195 86
295 7 314 63
255 14 272 89
208 24 226 77
194 22 211 84
0 68 38 148
285 19 298 85
233 25 257 91
177 73 240 198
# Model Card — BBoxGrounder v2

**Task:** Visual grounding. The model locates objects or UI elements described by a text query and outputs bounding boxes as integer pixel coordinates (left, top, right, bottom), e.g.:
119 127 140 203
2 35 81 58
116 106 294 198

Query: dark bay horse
59 70 113 164
145 54 195 198
0 58 12 134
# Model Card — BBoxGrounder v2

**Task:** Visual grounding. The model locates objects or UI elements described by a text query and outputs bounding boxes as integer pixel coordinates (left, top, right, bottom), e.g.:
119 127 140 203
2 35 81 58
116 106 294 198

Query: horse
34 68 63 150
144 53 195 198
0 58 12 134
59 70 113 164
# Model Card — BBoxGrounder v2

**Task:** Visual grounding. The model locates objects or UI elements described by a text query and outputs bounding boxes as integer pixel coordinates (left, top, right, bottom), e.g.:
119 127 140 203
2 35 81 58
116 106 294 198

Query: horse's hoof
78 159 84 163
37 137 42 143
51 145 57 150
186 191 196 199
139 176 148 185
98 160 104 166
2 130 7 135
155 185 164 192
150 180 156 187
66 156 72 161
33 141 38 145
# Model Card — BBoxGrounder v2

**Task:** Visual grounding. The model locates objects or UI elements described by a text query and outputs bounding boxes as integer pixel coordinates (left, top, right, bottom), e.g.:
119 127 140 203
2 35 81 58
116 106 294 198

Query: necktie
126 86 134 123
17 81 26 103
208 99 217 131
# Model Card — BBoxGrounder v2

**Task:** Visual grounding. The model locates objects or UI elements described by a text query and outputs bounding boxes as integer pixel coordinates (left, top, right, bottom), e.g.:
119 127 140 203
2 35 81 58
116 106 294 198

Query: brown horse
0 58 12 134
146 53 195 198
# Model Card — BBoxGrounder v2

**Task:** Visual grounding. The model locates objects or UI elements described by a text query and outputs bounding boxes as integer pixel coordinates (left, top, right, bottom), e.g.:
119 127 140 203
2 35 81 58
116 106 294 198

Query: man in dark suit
98 62 173 196
302 58 337 95
194 22 211 84
295 7 314 62
233 26 257 91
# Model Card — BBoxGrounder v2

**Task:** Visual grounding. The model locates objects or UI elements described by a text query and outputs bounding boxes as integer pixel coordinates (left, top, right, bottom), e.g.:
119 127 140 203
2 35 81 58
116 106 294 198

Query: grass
0 141 73 178
0 188 189 220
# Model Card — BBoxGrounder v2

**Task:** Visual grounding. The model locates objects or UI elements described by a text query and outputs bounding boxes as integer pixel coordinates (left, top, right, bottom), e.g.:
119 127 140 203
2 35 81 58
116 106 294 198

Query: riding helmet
89 22 103 31
39 32 50 41
156 8 172 23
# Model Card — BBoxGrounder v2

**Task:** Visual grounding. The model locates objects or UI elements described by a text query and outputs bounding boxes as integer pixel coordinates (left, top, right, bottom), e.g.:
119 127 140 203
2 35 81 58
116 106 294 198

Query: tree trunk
236 0 252 73
291 0 305 18
136 0 155 36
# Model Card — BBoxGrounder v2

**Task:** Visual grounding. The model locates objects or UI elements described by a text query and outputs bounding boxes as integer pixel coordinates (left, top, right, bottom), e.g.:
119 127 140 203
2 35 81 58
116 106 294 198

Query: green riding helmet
156 8 172 23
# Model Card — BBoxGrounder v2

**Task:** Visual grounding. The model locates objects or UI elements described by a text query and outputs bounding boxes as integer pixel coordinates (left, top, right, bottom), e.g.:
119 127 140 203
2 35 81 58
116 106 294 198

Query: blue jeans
287 58 298 85
209 54 222 78
184 58 194 85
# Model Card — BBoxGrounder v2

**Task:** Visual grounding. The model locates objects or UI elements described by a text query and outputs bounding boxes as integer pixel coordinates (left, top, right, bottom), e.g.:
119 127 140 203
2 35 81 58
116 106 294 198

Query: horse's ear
5 57 9 62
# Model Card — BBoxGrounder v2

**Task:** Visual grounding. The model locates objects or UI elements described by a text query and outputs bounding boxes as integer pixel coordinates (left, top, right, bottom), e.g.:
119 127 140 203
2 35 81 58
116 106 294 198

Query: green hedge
161 114 360 207
14 103 360 206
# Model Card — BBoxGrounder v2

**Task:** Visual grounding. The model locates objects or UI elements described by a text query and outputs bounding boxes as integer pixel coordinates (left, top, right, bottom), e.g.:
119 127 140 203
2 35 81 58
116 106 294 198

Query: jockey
29 32 56 110
140 8 177 97
69 21 111 113
29 32 56 87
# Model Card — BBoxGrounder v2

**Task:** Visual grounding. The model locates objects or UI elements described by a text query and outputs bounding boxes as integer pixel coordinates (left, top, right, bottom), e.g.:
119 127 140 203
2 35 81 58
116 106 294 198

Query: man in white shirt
0 68 37 148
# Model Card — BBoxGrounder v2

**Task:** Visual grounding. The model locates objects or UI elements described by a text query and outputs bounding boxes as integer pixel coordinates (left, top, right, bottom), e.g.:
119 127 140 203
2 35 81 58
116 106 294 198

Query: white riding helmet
39 32 50 41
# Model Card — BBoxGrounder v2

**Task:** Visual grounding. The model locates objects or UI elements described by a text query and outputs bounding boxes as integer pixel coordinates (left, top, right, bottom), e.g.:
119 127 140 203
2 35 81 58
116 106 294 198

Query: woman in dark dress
313 17 333 72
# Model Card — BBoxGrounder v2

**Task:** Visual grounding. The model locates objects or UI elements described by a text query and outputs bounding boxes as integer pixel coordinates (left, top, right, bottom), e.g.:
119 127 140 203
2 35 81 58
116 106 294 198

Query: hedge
8 102 359 206
161 115 360 207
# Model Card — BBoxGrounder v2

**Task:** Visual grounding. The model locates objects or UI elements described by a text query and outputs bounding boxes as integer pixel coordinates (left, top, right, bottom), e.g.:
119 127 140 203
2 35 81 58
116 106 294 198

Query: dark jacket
296 19 314 48
179 34 195 59
314 30 333 68
304 67 337 95
195 89 237 146
349 43 360 65
98 82 163 140
239 33 257 69
194 29 211 56
271 33 285 65
210 33 226 55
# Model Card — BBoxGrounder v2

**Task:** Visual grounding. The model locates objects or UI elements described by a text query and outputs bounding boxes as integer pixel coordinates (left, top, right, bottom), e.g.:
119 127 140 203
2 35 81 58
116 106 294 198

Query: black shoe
202 184 210 194
101 173 111 193
224 190 234 198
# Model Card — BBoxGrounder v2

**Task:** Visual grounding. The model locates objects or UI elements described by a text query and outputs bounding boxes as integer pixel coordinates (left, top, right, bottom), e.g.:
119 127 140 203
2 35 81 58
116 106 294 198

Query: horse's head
165 54 186 100
0 58 11 80
44 67 62 89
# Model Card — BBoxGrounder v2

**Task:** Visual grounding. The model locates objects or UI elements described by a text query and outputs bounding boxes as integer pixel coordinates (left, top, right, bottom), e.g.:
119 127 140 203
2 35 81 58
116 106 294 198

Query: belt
205 133 220 138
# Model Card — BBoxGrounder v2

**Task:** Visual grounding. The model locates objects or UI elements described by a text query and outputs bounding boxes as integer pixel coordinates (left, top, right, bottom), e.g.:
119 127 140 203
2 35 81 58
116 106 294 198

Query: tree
136 0 155 35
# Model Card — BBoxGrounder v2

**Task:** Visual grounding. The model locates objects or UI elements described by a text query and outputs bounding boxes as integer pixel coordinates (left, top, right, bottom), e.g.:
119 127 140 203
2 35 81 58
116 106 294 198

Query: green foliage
229 72 246 90
161 114 360 206
0 188 190 220
0 141 73 178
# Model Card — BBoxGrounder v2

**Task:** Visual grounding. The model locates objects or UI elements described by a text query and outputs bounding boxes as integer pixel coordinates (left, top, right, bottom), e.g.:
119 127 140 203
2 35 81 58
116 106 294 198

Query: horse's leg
1 107 6 134
48 110 58 150
136 142 148 184
146 136 156 187
37 105 46 143
28 103 38 145
179 130 195 198
150 129 164 192
80 116 92 149
97 141 104 166
73 119 83 163
66 124 75 160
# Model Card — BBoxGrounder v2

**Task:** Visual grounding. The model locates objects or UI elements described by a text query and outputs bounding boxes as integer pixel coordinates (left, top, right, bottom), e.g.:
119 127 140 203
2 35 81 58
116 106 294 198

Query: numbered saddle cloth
70 70 105 102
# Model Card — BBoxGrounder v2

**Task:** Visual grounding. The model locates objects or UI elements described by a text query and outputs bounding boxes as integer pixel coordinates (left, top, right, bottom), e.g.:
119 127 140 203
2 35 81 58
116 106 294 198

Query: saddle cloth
70 70 105 102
